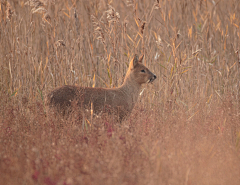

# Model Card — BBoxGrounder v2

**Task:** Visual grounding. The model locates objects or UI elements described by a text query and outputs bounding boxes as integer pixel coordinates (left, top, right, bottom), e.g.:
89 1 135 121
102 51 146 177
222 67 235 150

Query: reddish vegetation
1 0 240 185
0 94 239 185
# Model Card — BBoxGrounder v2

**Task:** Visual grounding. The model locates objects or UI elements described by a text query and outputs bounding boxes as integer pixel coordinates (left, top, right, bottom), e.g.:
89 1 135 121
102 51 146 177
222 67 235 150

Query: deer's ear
138 54 144 63
132 54 139 68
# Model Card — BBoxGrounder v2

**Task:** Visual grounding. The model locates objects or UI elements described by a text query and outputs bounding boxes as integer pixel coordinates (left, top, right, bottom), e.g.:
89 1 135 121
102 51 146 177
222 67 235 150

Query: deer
45 54 156 122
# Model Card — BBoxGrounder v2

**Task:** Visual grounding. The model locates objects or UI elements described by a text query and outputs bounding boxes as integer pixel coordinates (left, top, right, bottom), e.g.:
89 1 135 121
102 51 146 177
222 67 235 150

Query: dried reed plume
106 4 120 23
5 1 14 20
25 0 51 24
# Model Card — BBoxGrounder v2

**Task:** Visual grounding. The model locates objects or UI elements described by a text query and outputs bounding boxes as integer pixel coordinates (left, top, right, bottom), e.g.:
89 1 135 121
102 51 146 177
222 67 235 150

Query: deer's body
45 55 156 121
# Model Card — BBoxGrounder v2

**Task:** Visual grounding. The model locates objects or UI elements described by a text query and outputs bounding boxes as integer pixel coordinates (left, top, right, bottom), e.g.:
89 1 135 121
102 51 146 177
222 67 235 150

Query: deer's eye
141 69 145 73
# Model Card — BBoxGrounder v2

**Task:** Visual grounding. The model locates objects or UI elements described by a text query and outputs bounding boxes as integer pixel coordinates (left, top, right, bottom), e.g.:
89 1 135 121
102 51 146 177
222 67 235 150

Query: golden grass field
0 0 240 184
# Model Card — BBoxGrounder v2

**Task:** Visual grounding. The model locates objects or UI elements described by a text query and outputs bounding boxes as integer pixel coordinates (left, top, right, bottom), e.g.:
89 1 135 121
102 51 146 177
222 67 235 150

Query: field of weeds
0 0 240 184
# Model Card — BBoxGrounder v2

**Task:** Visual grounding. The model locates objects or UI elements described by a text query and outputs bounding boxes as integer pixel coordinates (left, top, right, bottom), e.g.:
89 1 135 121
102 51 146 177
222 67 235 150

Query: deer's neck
118 75 142 106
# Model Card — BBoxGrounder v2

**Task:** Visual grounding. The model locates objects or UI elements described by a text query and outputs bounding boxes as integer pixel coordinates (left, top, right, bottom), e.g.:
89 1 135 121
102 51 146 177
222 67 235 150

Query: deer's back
46 85 131 120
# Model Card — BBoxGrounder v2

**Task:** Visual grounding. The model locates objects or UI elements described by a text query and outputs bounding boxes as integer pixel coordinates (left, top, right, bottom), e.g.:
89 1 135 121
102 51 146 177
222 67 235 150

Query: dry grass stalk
0 0 240 184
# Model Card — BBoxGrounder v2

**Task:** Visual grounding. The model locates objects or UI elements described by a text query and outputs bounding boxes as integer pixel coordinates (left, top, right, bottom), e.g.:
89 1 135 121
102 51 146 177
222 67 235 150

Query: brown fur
45 54 156 121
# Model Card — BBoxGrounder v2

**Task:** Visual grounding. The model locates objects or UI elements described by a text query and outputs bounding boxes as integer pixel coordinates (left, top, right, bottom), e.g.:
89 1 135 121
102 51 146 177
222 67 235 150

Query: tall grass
0 0 240 184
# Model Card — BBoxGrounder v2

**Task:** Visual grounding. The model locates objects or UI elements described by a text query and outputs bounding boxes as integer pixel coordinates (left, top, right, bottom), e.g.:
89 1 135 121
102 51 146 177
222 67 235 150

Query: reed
0 0 239 184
